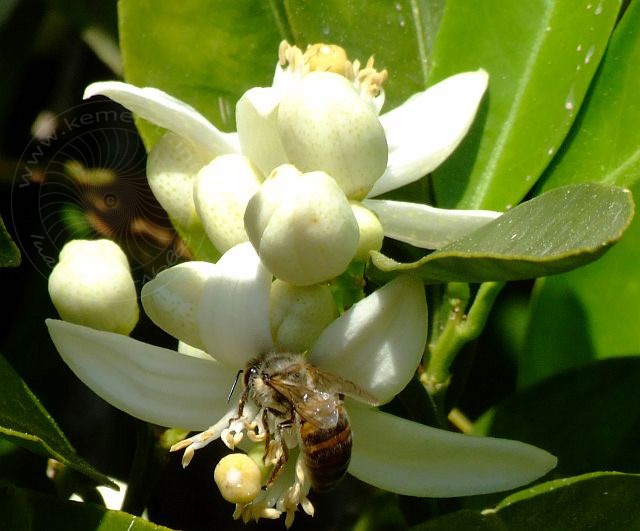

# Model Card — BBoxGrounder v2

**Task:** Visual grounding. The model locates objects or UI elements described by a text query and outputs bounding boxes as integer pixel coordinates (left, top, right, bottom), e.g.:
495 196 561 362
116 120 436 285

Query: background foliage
1 0 639 529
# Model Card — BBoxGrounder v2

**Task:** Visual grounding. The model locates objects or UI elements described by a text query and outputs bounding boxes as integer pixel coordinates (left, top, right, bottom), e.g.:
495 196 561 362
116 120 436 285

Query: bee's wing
268 377 340 429
310 367 380 406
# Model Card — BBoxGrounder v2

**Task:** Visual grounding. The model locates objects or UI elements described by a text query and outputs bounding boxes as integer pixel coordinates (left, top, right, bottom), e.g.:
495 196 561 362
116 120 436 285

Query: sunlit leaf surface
523 2 640 384
371 183 633 283
429 0 621 210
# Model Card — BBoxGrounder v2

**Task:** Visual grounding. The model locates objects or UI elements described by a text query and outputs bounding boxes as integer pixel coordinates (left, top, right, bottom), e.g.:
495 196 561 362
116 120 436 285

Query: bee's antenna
227 369 243 403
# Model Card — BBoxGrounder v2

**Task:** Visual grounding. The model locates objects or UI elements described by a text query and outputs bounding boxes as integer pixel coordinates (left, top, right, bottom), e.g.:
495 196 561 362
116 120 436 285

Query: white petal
244 167 359 286
141 261 218 352
236 87 288 176
278 72 388 200
309 275 427 404
363 199 501 249
198 243 274 368
84 81 238 157
46 319 236 430
349 407 557 497
271 62 299 93
193 154 263 253
147 132 210 230
369 70 489 197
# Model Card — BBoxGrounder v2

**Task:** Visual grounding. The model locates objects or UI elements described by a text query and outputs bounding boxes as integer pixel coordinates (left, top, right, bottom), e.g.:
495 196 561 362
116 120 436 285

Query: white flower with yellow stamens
84 41 500 286
47 242 556 527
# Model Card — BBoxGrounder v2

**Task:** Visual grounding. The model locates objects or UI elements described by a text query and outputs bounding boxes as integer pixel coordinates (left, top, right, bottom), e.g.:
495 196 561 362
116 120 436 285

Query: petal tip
83 81 113 100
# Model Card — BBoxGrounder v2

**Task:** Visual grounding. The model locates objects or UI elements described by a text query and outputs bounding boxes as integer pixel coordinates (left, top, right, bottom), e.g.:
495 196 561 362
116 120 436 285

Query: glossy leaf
0 214 20 267
120 1 445 148
475 358 640 477
371 183 633 283
0 354 114 487
120 0 281 146
429 0 621 210
0 484 173 531
413 473 640 531
539 0 640 191
523 2 640 377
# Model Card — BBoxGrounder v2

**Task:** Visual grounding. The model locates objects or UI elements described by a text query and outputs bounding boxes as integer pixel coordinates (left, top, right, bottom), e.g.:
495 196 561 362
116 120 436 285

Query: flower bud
270 279 338 352
49 240 138 334
350 202 384 261
277 72 388 199
141 262 217 351
193 154 263 253
244 165 359 286
147 132 210 232
214 453 262 504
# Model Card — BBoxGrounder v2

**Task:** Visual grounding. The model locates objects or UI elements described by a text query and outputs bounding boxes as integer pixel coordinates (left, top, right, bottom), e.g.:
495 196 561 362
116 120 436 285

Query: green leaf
0 354 114 488
0 484 174 531
119 0 445 148
429 0 621 210
475 358 640 477
371 183 634 283
0 214 20 267
523 2 640 379
412 473 640 531
539 1 640 191
120 0 282 145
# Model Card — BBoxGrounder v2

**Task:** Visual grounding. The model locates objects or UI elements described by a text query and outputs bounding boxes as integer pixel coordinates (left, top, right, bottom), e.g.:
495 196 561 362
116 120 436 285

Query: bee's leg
261 408 274 462
263 412 296 489
227 386 250 426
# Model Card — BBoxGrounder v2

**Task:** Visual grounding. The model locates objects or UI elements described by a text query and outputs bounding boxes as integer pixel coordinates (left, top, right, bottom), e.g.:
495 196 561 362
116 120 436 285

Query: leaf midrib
472 2 556 209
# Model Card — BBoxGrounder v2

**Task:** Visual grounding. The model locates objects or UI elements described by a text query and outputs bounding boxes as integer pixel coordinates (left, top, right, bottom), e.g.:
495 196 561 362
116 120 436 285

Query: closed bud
270 279 338 352
277 72 388 199
350 202 384 261
48 240 138 334
147 132 209 232
194 154 263 253
244 165 359 286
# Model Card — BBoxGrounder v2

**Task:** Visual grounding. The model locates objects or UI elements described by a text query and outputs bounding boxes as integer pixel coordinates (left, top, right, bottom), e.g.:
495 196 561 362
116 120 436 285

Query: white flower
48 239 138 335
243 165 359 285
47 243 556 526
84 41 501 284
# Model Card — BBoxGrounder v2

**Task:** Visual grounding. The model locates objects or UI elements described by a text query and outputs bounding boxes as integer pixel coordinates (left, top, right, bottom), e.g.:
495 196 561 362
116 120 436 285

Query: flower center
278 40 388 98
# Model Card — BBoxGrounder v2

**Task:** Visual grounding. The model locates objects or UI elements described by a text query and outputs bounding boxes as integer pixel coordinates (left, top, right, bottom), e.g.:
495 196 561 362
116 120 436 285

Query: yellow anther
305 43 349 76
278 40 388 95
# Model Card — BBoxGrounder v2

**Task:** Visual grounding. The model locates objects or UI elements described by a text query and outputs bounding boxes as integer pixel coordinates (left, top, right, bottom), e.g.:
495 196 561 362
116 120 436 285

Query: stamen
277 40 388 99
181 446 195 468
222 429 236 449
301 496 315 516
262 508 282 520
285 510 296 528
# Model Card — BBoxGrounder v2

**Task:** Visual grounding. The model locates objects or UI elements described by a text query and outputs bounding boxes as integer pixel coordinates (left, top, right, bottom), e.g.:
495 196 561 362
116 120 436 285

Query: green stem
121 421 155 516
423 281 505 408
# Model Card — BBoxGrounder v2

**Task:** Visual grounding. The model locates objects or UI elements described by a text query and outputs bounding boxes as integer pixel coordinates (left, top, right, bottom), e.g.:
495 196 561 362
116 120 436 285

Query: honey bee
233 351 378 492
